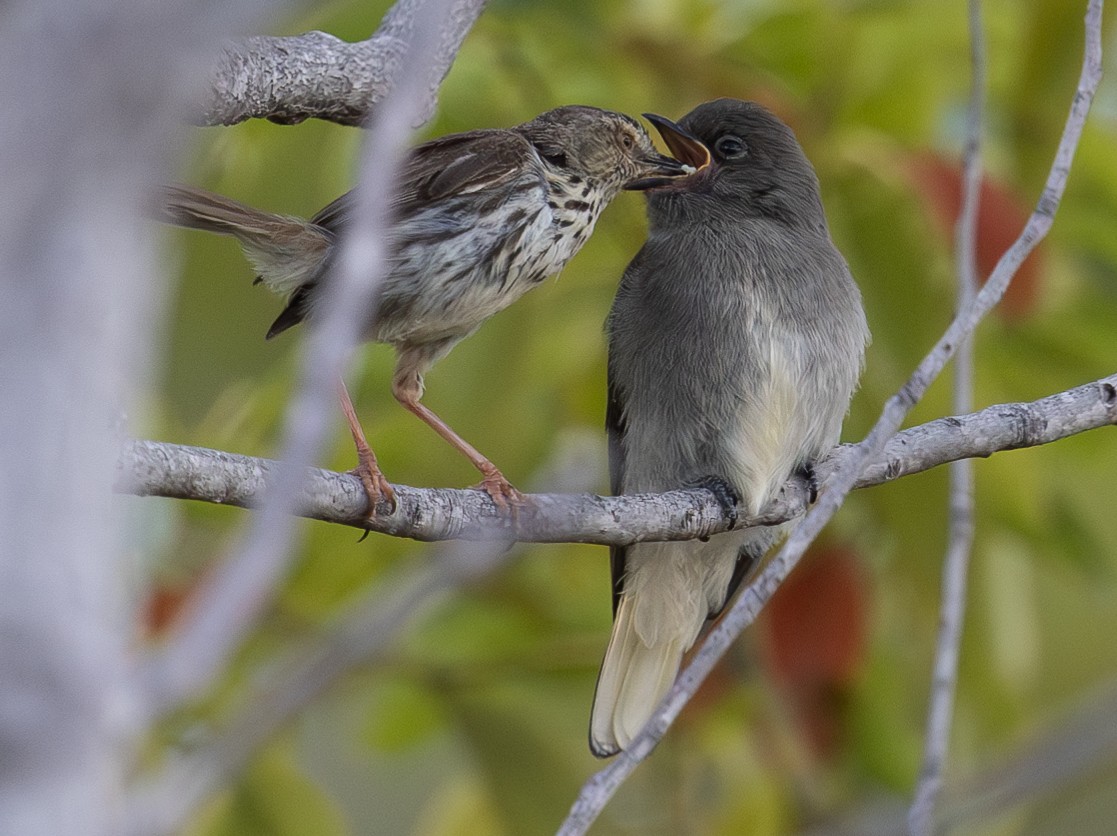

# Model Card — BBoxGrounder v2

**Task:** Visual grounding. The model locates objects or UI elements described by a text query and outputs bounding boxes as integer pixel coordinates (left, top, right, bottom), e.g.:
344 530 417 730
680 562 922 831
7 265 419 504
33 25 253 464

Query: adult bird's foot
687 475 741 530
798 462 821 504
350 460 397 518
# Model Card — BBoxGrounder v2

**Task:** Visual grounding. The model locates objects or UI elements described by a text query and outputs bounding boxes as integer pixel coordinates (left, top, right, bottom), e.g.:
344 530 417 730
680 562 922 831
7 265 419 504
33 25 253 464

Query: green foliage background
146 1 1117 833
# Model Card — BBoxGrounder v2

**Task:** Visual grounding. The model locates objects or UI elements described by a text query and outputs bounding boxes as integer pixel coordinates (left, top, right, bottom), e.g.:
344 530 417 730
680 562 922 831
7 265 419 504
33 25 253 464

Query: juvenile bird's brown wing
309 130 539 232
267 130 540 338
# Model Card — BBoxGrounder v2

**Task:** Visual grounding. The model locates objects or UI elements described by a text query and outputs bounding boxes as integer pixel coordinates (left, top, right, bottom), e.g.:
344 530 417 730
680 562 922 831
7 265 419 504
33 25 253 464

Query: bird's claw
350 461 397 519
798 462 821 504
473 469 530 518
687 475 741 529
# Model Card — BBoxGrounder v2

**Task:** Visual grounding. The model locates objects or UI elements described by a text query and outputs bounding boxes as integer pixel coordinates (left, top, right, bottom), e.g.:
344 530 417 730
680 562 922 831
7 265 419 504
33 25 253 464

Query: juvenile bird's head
516 106 701 197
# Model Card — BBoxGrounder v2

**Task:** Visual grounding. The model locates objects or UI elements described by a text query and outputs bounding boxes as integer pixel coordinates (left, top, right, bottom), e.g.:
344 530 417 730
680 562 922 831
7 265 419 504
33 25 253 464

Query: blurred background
143 0 1117 833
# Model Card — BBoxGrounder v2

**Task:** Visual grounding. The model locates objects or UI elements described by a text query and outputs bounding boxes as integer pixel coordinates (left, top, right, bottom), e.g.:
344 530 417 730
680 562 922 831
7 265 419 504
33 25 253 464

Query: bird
158 105 705 515
590 98 870 757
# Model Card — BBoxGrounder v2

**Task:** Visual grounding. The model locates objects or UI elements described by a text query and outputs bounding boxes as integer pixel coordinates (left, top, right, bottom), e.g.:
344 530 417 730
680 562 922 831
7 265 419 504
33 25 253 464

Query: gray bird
591 99 869 757
158 106 703 514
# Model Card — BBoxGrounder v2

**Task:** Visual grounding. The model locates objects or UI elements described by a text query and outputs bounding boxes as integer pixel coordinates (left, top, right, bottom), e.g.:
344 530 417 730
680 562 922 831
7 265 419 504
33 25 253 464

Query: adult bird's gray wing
605 246 649 618
605 372 628 617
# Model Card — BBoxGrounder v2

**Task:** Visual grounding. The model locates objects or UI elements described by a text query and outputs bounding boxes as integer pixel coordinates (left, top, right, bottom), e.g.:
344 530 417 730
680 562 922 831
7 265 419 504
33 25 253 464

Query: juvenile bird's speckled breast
369 169 607 349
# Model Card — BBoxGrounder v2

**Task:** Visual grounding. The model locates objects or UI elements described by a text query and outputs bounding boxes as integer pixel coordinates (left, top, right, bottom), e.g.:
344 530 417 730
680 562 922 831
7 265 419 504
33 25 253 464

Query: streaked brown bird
159 106 704 515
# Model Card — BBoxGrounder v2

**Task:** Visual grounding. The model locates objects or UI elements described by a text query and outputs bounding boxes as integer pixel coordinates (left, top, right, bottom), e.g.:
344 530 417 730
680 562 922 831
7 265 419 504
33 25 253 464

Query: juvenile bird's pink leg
391 353 526 514
338 378 396 516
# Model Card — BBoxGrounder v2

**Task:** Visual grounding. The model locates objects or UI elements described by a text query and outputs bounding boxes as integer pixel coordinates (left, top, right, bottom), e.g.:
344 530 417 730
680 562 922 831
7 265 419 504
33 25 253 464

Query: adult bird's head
516 105 702 195
643 98 827 229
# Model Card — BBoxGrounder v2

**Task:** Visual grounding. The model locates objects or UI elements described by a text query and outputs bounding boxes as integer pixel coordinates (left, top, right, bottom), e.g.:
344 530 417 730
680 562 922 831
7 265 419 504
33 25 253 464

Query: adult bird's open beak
624 114 712 191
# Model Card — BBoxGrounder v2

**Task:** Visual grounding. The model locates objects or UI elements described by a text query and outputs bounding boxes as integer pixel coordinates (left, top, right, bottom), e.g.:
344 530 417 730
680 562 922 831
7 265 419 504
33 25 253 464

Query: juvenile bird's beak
624 114 712 191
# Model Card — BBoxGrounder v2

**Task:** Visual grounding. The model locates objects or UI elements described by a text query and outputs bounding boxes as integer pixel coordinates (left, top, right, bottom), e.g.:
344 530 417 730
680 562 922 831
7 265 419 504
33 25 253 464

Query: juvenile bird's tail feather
157 184 331 295
589 594 688 758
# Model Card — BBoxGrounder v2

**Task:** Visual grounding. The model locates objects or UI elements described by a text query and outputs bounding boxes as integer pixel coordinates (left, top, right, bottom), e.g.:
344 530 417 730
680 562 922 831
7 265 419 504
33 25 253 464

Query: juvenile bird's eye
621 133 635 150
714 135 747 159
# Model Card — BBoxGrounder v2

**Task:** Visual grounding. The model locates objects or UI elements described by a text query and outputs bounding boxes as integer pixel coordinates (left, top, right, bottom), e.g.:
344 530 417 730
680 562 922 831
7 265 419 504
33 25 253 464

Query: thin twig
115 382 1117 833
137 0 478 718
807 678 1117 835
116 375 1117 831
558 2 1104 831
909 1 985 832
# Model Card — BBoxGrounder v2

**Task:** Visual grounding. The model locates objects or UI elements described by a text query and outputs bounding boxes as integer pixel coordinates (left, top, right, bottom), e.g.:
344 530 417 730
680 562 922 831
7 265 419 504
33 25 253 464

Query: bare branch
117 373 1117 543
194 0 487 126
559 2 1104 830
910 1 986 831
125 440 591 835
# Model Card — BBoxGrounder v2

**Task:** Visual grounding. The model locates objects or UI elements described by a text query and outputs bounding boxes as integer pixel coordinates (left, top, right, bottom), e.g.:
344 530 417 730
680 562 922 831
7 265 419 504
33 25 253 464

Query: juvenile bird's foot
687 475 741 530
336 377 395 519
350 455 397 518
472 464 530 517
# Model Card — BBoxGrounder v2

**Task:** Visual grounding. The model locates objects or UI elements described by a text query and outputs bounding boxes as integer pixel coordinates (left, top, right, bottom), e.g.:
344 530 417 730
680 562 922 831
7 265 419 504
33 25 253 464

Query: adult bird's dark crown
646 99 827 229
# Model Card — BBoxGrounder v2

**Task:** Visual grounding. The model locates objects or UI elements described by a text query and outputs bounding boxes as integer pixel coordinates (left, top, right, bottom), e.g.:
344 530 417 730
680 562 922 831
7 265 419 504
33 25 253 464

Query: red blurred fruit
758 545 869 758
141 582 192 636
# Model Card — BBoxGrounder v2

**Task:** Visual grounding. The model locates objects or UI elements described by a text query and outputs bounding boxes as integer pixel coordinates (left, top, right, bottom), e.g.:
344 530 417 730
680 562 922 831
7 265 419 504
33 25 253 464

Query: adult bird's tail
156 184 331 296
589 528 775 757
589 591 691 758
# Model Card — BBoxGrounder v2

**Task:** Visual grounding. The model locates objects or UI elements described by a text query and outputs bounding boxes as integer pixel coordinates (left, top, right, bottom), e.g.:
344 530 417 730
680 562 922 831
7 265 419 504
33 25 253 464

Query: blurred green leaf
364 677 448 753
188 743 349 836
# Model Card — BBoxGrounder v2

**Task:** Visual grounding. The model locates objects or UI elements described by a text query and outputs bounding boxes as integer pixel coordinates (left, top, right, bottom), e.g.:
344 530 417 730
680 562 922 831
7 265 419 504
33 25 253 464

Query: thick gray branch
117 374 1117 544
195 0 487 126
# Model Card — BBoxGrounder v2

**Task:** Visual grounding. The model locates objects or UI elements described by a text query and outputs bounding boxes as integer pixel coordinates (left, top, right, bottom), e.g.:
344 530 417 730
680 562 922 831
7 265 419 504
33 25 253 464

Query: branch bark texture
86 1 1108 831
117 374 1117 544
195 0 487 126
120 372 1116 835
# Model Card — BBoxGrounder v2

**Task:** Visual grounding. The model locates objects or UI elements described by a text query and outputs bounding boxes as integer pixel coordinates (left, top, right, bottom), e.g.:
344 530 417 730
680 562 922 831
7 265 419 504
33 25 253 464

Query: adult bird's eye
714 135 747 159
